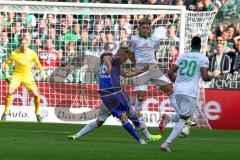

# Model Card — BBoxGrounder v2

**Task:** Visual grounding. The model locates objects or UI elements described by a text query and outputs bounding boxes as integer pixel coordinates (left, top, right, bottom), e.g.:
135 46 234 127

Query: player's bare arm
201 68 221 81
103 55 112 75
168 64 179 82
33 53 48 81
128 51 136 68
3 55 13 83
120 64 149 78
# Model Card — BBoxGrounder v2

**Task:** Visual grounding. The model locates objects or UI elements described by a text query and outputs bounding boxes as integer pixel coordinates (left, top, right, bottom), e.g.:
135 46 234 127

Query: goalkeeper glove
41 71 48 82
5 74 12 84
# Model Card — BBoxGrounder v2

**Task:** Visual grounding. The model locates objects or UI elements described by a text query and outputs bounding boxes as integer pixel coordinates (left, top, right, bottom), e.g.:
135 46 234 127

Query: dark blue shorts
100 90 130 118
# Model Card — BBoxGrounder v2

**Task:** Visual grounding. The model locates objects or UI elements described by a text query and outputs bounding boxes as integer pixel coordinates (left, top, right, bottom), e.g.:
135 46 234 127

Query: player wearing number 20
160 36 221 152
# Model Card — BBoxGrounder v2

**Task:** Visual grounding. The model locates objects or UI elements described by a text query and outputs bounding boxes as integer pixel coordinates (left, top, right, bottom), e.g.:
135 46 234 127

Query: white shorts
135 76 172 91
175 94 197 117
135 64 171 88
97 103 111 122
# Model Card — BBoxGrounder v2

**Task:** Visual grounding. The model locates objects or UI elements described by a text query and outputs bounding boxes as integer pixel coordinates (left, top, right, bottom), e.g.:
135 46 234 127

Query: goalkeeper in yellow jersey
1 36 48 122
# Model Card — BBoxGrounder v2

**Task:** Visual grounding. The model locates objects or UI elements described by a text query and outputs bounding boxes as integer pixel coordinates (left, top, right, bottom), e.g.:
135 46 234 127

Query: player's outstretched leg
128 110 161 143
68 120 101 140
122 120 146 144
169 94 179 113
160 118 186 152
159 113 181 133
160 142 171 152
120 113 146 144
68 134 78 140
138 116 162 143
158 114 168 133
186 118 197 127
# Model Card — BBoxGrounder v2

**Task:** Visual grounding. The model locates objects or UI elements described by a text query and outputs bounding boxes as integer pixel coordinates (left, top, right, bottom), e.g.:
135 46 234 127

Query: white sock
138 117 152 140
76 121 98 138
141 128 152 140
165 119 186 144
169 94 180 113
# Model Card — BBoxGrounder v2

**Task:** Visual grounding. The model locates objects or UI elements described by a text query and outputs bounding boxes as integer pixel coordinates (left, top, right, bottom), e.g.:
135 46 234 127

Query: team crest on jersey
136 42 154 49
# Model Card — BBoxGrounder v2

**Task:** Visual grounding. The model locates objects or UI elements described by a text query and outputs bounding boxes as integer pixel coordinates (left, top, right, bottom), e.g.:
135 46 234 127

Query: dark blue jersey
98 53 121 93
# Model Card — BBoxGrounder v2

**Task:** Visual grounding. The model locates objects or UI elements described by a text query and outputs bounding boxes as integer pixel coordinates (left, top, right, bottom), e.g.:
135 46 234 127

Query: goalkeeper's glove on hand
41 71 48 82
5 74 12 84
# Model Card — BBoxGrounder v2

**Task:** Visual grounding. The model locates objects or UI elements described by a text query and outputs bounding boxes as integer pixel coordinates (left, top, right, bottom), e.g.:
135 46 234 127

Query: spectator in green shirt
0 31 11 64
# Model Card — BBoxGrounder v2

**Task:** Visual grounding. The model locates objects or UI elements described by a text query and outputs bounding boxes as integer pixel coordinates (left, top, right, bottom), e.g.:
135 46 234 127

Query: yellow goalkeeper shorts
9 74 38 91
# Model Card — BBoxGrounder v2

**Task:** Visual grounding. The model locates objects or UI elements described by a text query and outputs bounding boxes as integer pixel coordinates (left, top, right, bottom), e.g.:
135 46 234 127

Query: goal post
184 11 217 129
0 1 216 127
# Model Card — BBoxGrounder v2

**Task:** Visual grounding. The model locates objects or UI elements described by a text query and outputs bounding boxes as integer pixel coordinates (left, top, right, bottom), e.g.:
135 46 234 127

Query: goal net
0 1 215 127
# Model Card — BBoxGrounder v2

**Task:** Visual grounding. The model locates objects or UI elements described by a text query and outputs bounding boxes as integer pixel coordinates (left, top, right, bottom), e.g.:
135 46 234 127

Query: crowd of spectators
0 0 239 84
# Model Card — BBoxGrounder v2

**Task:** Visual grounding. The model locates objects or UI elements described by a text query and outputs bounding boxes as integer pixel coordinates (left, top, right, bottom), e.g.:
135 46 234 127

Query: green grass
0 122 239 160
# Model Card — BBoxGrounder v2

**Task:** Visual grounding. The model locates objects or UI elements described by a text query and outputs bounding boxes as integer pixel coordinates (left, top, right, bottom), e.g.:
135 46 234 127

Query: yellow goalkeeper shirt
4 48 43 76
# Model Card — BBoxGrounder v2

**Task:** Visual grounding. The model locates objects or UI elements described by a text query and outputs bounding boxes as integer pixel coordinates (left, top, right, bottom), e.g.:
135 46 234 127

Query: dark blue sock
122 121 141 142
129 112 141 127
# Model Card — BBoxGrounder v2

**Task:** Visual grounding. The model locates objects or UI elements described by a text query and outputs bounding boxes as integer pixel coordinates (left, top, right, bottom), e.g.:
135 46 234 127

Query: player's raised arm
122 41 135 67
102 54 112 75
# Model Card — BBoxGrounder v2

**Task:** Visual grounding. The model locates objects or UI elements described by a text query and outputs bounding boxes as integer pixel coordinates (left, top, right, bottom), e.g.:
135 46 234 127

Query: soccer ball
179 125 190 137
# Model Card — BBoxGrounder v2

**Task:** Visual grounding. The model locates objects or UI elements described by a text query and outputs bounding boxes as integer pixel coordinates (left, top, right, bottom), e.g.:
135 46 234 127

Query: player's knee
128 107 142 119
166 90 174 96
119 113 128 122
129 110 137 118
6 94 12 100
34 96 40 103
7 87 16 95
137 92 146 102
96 119 104 127
7 91 14 95
136 111 142 119
32 91 40 97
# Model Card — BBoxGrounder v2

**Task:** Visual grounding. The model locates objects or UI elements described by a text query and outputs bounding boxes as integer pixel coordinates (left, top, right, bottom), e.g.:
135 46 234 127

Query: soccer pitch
0 122 239 160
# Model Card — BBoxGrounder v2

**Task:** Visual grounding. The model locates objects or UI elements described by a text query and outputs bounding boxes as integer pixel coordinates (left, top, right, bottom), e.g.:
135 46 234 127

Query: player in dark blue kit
68 46 161 143
98 47 149 144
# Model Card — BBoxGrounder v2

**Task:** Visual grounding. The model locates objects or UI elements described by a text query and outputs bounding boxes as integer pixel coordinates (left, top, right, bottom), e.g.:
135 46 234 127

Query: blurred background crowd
0 0 239 84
